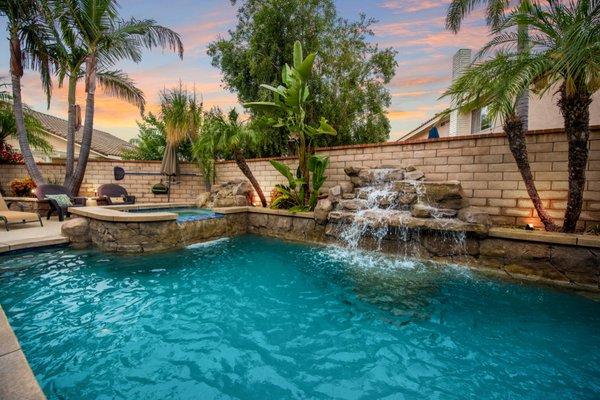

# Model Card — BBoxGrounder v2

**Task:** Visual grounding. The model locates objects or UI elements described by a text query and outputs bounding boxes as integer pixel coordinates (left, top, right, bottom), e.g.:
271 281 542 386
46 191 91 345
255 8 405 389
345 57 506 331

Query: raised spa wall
63 204 600 293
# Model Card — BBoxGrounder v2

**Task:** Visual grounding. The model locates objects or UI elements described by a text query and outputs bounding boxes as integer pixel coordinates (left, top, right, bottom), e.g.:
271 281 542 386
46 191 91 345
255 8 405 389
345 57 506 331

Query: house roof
396 109 450 142
31 110 134 157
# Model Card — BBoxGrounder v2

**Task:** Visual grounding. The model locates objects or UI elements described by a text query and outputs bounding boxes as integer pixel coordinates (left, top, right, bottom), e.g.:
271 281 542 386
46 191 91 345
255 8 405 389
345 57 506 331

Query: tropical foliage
446 0 531 131
121 113 193 161
209 0 396 153
193 108 268 206
269 154 329 211
1 0 53 184
470 0 598 232
245 41 335 209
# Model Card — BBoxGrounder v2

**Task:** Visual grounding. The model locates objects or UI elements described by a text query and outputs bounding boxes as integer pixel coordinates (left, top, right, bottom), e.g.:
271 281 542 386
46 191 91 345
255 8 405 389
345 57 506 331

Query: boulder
195 192 211 208
458 206 491 226
344 165 362 177
314 198 333 225
340 181 354 194
404 170 425 181
329 185 342 198
411 203 433 218
339 199 367 211
62 218 91 248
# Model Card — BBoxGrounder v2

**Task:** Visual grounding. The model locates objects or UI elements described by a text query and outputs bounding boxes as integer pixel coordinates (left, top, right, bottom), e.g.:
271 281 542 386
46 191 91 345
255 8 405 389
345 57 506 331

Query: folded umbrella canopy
161 142 180 202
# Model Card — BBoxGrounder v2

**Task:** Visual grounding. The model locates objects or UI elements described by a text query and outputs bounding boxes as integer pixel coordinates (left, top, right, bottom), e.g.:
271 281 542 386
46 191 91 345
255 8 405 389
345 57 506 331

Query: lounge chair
96 183 136 206
36 184 87 221
0 194 43 231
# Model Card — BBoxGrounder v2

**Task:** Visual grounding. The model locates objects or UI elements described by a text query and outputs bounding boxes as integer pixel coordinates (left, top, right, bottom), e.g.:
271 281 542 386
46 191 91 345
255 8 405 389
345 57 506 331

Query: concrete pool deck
0 306 46 399
0 218 68 254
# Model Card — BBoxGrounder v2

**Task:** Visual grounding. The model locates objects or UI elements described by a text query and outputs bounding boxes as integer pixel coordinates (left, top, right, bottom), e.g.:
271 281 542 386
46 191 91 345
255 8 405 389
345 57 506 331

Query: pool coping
0 306 46 399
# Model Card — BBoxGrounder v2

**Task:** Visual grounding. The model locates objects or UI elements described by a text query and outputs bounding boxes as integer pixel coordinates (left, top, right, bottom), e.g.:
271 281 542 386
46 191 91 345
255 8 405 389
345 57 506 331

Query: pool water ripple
0 235 598 400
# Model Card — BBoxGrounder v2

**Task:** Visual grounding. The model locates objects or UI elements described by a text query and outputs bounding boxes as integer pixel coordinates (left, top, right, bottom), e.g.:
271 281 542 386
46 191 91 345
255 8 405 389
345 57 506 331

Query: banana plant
308 155 329 210
245 41 335 207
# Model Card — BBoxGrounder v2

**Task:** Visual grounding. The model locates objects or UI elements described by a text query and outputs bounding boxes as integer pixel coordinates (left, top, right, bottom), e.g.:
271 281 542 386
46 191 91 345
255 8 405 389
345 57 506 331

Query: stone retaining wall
216 127 600 229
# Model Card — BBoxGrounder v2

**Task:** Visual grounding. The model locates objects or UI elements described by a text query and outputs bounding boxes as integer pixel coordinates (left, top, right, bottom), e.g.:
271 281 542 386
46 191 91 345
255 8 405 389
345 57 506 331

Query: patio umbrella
161 142 180 202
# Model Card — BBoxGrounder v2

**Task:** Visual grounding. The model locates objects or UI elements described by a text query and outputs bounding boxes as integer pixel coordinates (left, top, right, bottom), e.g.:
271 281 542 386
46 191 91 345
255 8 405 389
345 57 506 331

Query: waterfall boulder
405 170 425 181
314 198 333 225
411 203 433 218
458 206 491 226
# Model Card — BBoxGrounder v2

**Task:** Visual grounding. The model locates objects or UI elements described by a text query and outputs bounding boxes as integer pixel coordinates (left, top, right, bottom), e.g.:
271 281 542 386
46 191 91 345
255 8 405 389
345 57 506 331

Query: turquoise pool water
0 235 598 400
128 207 222 222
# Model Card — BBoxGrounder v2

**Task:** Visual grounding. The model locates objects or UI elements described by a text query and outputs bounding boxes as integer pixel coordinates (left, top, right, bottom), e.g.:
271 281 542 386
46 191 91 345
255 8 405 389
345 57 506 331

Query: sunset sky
0 0 491 142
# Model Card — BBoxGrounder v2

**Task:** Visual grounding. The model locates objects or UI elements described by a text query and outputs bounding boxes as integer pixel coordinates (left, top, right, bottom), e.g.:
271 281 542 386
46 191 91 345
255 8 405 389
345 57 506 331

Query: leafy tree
208 0 396 152
245 41 335 207
121 113 193 161
1 0 53 184
193 108 268 207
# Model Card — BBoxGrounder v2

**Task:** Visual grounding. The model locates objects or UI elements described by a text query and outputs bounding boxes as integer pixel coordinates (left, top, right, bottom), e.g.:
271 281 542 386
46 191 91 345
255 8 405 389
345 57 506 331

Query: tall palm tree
446 0 530 131
57 0 183 194
195 108 268 207
41 2 146 188
1 0 53 184
443 54 558 231
465 0 600 232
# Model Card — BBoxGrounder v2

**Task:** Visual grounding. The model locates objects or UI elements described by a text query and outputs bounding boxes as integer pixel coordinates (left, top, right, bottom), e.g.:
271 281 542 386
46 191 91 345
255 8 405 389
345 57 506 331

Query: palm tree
443 54 559 231
474 0 600 232
0 78 52 154
1 0 53 184
446 0 530 131
195 108 268 207
41 2 146 188
56 0 183 194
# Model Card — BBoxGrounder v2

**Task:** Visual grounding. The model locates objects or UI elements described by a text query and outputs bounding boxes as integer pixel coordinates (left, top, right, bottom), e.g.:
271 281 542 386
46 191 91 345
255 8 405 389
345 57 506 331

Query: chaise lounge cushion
0 210 40 223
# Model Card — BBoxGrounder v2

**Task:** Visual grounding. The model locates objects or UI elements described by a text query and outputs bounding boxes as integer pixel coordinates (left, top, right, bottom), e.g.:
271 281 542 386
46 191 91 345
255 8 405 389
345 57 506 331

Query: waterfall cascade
315 165 490 255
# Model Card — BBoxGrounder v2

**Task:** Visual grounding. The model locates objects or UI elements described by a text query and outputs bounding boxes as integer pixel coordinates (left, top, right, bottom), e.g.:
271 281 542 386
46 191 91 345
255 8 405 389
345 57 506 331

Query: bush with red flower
0 142 24 164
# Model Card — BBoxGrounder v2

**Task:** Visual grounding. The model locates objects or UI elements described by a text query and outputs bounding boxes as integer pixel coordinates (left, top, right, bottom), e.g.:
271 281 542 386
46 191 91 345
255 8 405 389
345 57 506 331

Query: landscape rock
62 217 91 248
340 181 354 194
202 179 254 208
411 203 433 218
458 206 491 226
404 170 424 181
314 198 333 225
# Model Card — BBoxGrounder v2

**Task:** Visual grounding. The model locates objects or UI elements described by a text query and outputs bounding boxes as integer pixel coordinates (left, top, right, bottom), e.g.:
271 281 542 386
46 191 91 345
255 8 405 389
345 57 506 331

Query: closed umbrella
161 143 180 202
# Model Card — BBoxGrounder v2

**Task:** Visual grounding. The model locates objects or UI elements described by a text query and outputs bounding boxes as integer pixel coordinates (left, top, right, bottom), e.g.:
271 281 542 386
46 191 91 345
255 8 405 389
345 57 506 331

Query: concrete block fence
215 127 600 229
0 127 598 228
0 160 203 204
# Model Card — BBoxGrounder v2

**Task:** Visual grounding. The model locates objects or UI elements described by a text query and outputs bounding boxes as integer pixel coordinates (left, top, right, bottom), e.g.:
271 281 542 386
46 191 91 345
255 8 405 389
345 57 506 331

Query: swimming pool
1 235 598 399
128 207 223 222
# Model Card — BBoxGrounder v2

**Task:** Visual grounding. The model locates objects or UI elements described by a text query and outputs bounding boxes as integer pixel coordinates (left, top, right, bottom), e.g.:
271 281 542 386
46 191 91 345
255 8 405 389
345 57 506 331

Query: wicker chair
36 184 87 221
96 184 136 206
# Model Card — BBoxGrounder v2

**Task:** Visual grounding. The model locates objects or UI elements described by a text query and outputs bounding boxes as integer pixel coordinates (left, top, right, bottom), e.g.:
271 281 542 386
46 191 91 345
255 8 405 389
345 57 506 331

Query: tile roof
31 110 134 157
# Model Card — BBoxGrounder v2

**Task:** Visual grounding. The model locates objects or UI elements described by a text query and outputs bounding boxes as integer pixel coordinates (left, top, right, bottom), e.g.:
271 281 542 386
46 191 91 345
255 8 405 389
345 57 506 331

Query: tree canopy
208 0 397 154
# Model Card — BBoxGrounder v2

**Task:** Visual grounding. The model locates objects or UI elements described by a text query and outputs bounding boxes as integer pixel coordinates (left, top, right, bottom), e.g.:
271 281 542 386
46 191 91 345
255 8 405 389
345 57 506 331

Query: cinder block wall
216 127 600 229
1 128 598 229
0 160 204 204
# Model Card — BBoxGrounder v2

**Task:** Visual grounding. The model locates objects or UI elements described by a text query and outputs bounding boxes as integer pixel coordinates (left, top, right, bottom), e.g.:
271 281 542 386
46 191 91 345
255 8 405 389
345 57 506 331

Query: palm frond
97 69 145 113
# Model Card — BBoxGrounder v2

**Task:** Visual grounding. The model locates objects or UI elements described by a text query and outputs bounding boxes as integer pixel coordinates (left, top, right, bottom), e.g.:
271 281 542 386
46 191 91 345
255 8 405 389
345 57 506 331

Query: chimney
449 49 472 136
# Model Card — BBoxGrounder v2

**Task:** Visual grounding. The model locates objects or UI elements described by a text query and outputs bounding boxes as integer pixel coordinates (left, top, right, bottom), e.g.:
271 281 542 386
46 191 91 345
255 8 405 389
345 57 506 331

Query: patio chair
96 184 136 206
36 184 87 221
0 194 43 231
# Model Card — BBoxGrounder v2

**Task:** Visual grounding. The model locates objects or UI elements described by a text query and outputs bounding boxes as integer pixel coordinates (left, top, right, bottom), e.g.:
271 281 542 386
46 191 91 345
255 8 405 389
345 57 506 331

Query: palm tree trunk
9 32 45 185
234 151 267 207
64 74 78 183
515 16 529 132
504 114 558 231
68 55 96 195
558 84 592 233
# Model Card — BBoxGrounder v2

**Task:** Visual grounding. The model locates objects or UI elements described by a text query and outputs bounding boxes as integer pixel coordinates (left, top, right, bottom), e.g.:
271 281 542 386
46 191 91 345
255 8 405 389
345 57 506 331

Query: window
471 106 491 133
